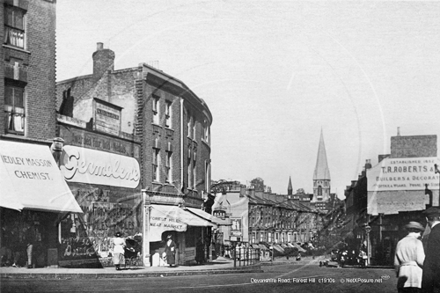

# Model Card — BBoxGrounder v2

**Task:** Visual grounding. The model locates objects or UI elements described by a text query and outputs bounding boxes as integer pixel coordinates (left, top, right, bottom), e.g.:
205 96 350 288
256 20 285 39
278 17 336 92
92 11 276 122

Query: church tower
312 130 331 209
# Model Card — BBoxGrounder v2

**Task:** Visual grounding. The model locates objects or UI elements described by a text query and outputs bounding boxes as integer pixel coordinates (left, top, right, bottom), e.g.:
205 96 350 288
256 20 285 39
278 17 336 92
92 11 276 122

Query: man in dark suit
422 207 440 293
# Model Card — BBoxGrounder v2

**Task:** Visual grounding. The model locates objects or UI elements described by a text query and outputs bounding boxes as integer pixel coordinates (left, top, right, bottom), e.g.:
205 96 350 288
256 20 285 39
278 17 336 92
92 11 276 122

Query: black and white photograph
1 0 440 292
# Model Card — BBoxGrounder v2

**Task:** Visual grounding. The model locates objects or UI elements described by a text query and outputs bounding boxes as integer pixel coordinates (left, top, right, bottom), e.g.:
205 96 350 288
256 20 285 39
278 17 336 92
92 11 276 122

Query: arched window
318 186 322 196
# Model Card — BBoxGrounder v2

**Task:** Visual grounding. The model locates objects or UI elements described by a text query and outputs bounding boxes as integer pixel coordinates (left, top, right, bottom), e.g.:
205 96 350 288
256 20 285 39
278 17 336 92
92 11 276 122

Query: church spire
313 129 330 181
287 176 293 195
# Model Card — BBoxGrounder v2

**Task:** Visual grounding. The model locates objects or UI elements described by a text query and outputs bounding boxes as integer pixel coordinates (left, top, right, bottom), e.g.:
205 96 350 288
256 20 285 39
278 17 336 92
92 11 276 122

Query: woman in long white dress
112 232 126 271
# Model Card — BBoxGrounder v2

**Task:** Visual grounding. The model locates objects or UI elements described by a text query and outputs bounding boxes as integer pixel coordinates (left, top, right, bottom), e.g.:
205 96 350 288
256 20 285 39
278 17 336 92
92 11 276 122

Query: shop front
146 204 217 266
0 140 83 268
367 156 440 265
58 142 142 267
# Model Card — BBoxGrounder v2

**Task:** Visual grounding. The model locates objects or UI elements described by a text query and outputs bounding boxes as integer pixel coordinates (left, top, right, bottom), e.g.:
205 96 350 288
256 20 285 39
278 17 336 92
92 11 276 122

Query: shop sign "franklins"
60 145 140 188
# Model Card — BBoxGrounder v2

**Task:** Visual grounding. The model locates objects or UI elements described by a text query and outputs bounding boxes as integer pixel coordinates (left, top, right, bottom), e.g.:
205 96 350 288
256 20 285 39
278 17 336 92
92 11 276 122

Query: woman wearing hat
394 221 425 293
164 235 177 267
112 232 126 271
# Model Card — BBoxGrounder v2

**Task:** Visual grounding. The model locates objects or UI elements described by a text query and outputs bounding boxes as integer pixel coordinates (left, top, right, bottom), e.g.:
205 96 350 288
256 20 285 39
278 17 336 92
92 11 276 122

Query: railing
233 247 260 267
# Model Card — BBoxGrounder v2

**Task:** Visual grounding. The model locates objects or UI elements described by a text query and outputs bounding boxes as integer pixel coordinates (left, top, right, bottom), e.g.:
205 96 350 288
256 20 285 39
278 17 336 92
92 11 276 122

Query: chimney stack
92 42 115 80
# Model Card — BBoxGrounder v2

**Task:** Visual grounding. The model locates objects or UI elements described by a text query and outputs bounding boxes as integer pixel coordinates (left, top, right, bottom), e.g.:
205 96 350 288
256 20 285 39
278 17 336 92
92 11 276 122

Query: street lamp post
364 225 371 266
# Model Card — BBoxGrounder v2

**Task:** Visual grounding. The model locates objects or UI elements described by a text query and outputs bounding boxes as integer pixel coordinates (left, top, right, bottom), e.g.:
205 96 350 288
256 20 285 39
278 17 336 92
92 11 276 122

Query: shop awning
0 140 82 213
290 243 306 252
149 205 215 242
273 245 285 253
259 244 268 250
186 207 231 226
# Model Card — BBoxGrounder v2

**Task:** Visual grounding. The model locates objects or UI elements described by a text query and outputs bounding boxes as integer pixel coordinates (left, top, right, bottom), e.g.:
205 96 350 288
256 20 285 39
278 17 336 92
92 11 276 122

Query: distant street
1 263 396 293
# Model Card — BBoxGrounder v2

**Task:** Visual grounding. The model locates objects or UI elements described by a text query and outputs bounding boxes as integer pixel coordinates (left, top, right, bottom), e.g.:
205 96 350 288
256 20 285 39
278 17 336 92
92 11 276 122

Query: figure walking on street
164 235 177 267
394 221 425 293
112 232 125 271
422 207 440 293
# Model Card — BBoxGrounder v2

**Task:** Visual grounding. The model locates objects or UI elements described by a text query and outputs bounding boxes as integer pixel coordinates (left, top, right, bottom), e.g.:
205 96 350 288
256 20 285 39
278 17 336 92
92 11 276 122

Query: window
153 148 160 182
4 83 25 134
165 151 172 183
318 186 322 196
165 101 172 128
204 124 210 143
205 161 211 192
187 115 192 138
152 95 159 125
192 118 196 139
187 156 192 189
4 5 25 49
192 151 197 189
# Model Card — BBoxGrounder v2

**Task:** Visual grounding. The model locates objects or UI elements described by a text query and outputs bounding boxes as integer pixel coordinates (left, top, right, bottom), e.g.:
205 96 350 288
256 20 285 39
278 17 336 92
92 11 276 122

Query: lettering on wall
59 188 143 265
367 157 440 192
61 145 140 188
94 98 122 136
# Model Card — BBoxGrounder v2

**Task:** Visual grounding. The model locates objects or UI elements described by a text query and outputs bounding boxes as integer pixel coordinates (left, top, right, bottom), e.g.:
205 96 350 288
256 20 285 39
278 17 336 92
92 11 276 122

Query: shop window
4 82 25 135
185 227 197 247
4 5 25 49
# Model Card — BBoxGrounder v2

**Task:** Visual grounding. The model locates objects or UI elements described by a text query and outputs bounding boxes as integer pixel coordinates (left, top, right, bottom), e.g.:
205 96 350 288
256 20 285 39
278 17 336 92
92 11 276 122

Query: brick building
56 43 214 266
344 130 439 265
1 0 82 268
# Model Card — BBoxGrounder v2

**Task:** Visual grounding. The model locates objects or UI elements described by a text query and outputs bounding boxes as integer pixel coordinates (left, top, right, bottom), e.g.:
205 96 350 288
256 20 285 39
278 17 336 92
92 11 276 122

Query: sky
56 0 440 198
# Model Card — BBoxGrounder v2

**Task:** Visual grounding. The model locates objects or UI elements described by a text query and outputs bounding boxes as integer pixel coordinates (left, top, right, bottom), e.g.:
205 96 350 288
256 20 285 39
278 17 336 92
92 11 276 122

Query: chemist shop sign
367 157 440 192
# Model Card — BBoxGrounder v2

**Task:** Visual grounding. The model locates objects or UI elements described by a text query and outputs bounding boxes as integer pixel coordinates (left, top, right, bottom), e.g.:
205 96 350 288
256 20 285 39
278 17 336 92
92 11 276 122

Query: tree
250 177 265 191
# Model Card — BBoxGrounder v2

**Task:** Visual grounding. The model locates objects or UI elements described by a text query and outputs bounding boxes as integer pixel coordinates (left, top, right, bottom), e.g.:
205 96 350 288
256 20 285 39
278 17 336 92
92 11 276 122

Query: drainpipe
180 98 184 190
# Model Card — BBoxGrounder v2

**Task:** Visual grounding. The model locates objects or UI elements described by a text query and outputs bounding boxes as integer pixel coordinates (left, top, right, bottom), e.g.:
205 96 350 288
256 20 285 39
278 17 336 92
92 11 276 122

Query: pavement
0 256 262 280
0 255 393 280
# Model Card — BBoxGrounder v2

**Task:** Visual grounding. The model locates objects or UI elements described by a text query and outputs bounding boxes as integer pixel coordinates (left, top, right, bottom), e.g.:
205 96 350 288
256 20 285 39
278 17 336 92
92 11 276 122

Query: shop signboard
367 157 440 215
60 145 140 188
93 98 122 136
231 218 242 237
367 157 440 192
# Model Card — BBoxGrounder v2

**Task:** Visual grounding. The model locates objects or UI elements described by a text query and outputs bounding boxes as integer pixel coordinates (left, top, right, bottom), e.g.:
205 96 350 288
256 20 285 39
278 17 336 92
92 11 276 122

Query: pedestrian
164 235 177 267
421 207 440 293
112 232 125 271
23 225 35 269
394 221 425 293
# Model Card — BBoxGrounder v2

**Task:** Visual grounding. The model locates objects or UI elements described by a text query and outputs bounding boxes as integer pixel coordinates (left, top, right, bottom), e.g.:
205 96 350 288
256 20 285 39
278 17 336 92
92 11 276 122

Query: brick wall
0 3 4 136
391 135 437 158
26 0 56 139
1 0 56 140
